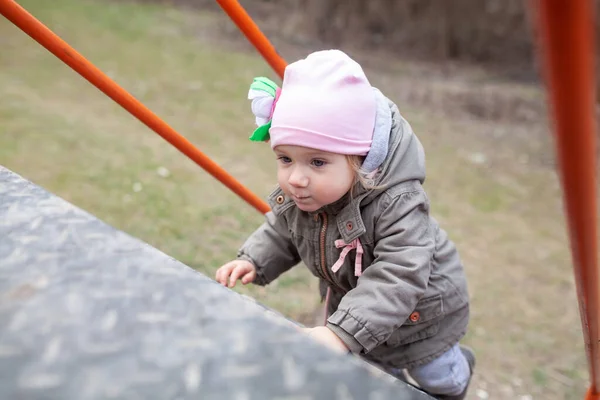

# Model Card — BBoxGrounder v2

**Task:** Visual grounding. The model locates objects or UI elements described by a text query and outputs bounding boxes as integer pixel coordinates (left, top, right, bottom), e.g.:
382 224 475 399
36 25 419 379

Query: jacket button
276 195 284 204
409 312 420 322
346 221 353 230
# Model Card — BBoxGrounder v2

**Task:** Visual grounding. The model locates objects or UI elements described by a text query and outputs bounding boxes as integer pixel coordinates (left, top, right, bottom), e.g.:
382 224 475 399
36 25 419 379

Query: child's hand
215 260 256 288
302 326 349 354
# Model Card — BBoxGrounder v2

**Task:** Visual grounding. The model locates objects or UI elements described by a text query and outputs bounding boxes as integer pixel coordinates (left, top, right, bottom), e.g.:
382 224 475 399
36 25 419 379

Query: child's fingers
241 269 256 285
215 262 236 285
228 264 250 288
215 267 225 284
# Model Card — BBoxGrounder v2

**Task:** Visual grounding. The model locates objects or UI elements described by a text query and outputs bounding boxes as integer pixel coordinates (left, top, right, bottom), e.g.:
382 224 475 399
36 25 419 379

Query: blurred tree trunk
283 0 535 66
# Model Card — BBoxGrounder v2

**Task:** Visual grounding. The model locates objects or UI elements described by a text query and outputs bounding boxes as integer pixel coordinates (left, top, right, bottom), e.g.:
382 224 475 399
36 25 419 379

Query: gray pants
398 344 470 396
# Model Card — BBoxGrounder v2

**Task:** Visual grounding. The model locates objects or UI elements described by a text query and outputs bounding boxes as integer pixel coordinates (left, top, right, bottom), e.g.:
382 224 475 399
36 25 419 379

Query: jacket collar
267 186 295 215
267 186 368 243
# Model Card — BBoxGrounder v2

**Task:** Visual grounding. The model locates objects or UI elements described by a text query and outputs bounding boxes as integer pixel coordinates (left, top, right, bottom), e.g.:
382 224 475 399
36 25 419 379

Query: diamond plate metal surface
0 166 431 400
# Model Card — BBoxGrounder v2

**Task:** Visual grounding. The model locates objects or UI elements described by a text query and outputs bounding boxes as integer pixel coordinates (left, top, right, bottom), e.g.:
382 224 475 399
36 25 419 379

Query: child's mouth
292 194 311 202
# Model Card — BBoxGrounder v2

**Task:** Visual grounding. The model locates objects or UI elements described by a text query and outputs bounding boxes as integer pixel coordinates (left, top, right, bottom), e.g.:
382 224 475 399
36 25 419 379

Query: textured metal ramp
0 166 432 400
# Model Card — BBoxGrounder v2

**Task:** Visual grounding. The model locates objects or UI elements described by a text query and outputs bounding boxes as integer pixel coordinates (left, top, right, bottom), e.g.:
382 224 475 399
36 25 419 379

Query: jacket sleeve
237 211 301 286
326 190 435 353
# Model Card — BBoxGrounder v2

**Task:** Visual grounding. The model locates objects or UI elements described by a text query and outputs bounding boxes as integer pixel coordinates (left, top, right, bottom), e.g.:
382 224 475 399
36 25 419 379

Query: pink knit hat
268 50 377 155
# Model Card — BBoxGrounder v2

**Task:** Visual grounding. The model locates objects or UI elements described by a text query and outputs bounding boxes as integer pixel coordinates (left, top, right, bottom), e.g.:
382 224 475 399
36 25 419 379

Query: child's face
274 145 355 212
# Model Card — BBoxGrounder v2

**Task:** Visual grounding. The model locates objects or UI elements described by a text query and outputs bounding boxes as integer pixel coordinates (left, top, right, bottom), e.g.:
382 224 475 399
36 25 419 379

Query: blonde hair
346 155 384 197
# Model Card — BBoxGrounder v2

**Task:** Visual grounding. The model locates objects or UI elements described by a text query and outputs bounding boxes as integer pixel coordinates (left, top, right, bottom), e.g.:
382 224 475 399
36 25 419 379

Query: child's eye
278 156 292 164
311 159 327 167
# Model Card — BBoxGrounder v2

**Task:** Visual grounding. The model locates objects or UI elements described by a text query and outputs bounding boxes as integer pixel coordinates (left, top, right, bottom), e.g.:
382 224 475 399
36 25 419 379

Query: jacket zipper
319 212 334 284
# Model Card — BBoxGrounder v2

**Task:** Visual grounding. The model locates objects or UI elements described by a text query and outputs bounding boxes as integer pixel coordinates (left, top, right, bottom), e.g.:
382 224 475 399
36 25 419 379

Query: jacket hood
361 91 426 205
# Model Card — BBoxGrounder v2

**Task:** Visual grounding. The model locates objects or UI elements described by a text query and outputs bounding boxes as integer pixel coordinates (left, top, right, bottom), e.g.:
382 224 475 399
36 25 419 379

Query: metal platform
0 166 432 399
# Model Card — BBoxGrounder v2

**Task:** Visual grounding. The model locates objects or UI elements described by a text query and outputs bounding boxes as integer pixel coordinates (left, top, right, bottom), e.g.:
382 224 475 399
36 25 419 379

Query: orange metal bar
215 0 287 79
534 0 599 393
0 0 270 215
587 388 600 400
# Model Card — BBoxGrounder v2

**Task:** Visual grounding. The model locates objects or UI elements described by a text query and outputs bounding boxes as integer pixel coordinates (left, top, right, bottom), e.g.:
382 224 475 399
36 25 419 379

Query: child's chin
295 202 319 213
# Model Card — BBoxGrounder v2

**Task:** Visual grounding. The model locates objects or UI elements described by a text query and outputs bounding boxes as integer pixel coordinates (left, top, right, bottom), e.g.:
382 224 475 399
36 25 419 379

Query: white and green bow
247 76 280 142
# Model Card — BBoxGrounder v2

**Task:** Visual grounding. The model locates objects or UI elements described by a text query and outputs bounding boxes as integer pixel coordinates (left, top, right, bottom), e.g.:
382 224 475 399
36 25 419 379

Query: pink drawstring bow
331 238 364 277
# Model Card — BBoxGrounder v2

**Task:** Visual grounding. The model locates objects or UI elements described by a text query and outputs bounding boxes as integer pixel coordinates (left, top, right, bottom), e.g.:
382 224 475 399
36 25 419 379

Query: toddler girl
215 50 474 399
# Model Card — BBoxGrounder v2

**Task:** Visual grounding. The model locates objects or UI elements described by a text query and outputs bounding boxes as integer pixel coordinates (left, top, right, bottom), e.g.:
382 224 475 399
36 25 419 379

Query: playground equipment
0 165 430 399
0 0 597 398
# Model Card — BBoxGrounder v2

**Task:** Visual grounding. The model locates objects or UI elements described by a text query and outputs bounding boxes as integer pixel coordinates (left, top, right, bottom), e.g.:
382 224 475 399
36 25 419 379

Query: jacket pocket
386 294 444 346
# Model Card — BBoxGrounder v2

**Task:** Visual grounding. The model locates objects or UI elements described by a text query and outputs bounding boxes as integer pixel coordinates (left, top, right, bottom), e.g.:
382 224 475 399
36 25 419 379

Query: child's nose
288 168 309 187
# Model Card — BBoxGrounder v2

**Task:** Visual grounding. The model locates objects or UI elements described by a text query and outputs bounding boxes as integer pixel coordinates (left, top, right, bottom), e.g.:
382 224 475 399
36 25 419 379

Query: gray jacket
238 95 470 370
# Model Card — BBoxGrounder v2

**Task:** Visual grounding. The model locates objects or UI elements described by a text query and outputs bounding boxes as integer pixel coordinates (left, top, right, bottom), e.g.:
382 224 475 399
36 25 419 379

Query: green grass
0 0 320 317
0 1 593 398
